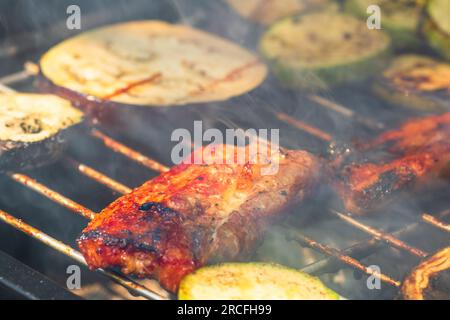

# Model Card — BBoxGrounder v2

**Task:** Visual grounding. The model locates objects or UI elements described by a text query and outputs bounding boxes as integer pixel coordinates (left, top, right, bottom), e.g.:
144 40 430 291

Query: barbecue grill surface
0 0 448 300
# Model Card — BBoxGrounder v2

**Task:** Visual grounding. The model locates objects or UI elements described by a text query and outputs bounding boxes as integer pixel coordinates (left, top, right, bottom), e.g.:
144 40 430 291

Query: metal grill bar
287 230 401 287
331 210 428 258
301 208 450 276
276 112 333 142
0 62 38 84
307 94 385 130
8 173 96 220
11 152 447 297
422 210 450 233
90 129 170 173
66 157 132 195
0 209 167 300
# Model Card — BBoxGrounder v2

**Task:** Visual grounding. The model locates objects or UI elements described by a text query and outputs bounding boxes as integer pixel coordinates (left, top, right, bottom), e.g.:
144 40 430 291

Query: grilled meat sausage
78 143 320 292
335 149 449 214
335 113 450 214
0 93 83 171
368 112 450 155
40 20 267 107
402 246 450 300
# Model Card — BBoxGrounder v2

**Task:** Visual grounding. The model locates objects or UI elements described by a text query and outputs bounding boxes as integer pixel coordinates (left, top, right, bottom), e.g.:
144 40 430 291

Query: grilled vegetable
178 262 339 300
78 142 321 292
345 0 424 50
40 21 267 107
336 112 450 215
427 0 450 36
226 0 337 25
0 93 83 171
259 12 391 91
423 0 450 60
373 55 450 112
402 247 450 300
423 20 450 61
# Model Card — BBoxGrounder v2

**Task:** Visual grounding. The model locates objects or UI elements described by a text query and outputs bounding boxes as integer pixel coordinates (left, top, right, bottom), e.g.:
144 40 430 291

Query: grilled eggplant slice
259 12 391 91
345 0 424 50
423 0 450 61
40 21 267 107
402 247 450 300
0 93 83 172
178 262 339 300
226 0 336 25
373 55 450 112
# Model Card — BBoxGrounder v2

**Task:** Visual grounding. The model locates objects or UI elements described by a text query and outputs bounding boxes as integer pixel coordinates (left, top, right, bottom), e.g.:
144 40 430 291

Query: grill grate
0 60 448 300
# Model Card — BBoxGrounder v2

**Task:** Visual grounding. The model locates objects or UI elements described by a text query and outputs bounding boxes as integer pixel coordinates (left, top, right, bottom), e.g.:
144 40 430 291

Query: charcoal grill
0 0 448 300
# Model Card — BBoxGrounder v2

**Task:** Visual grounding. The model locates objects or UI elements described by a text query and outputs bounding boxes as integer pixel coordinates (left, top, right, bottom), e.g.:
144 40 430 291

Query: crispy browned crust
335 150 449 214
402 247 450 300
78 143 320 292
368 112 450 154
335 112 450 214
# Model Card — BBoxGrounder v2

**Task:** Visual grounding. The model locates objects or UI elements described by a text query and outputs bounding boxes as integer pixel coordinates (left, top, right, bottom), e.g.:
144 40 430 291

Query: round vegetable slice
345 0 425 50
402 247 450 300
424 0 450 61
226 0 336 25
373 55 450 112
428 0 450 36
40 21 267 107
0 93 83 171
178 262 340 300
259 12 391 91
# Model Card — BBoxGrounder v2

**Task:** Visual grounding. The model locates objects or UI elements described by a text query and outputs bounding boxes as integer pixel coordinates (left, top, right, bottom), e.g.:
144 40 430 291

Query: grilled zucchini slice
402 247 450 300
226 0 337 25
178 262 339 300
373 55 450 112
345 0 424 50
40 21 267 107
259 12 391 91
424 0 450 60
0 93 83 171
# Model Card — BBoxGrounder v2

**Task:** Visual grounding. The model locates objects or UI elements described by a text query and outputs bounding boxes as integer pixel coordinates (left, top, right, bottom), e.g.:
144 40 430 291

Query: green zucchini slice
226 0 337 25
178 262 340 300
0 93 83 171
259 12 391 91
373 55 450 112
345 0 425 50
424 0 450 60
428 0 450 35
